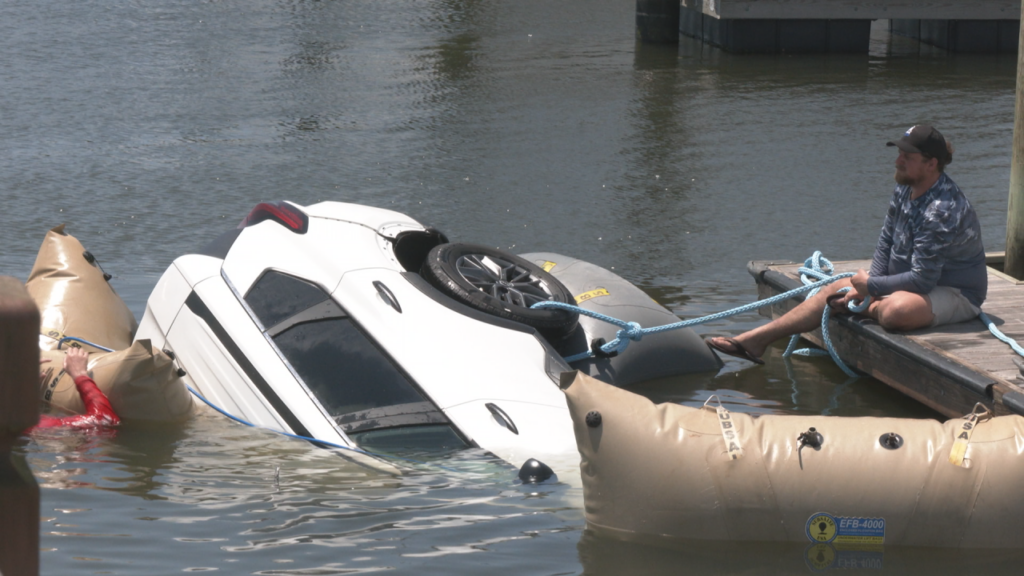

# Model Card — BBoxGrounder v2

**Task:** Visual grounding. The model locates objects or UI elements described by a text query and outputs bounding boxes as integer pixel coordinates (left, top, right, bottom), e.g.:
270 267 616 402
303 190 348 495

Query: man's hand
828 269 871 312
850 269 870 300
63 347 90 380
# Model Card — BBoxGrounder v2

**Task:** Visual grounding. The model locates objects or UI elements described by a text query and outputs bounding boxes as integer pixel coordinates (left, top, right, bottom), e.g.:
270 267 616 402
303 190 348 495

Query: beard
894 170 915 186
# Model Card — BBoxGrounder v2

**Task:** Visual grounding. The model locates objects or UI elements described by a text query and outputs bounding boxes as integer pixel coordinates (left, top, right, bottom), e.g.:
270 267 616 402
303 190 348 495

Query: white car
135 201 719 470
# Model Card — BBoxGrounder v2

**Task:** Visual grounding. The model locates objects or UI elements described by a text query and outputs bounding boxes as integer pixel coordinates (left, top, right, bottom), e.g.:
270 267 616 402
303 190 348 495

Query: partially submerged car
135 201 720 468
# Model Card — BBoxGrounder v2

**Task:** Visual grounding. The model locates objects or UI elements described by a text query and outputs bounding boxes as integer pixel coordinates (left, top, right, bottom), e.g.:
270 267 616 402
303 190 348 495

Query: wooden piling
1006 0 1024 279
0 277 40 576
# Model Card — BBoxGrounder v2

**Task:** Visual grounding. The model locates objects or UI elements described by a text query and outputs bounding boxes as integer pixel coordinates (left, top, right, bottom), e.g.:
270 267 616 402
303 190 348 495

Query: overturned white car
135 201 720 468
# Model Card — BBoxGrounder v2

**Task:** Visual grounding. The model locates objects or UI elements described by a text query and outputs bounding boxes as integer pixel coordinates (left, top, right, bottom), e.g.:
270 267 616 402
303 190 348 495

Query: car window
245 270 328 329
273 315 439 429
350 425 468 454
245 270 455 439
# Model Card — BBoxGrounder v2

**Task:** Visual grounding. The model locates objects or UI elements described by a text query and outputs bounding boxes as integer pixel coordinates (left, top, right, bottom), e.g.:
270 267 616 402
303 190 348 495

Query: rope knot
620 321 644 342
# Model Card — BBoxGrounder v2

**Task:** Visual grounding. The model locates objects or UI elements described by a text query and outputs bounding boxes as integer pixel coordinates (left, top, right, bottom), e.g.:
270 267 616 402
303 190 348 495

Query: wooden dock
749 255 1024 418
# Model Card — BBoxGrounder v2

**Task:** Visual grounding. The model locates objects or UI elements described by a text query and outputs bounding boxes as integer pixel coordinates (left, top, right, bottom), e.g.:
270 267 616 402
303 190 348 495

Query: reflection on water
578 529 1024 575
3 0 1019 572
630 343 941 418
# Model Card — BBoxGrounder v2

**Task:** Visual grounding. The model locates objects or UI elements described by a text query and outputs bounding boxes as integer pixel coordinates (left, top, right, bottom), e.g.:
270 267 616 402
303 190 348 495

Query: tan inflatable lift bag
26 224 137 352
29 226 192 422
563 371 1024 549
40 342 193 422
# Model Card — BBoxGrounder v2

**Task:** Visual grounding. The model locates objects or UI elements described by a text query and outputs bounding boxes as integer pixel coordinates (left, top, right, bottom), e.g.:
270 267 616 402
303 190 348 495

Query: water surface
2 1 1020 573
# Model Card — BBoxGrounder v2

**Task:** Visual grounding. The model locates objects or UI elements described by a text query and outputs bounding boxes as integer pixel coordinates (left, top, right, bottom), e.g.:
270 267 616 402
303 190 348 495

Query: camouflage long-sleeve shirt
867 173 987 308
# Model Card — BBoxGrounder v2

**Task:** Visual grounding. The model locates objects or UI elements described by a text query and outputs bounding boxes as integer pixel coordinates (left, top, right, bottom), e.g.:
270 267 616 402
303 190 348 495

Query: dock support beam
636 0 681 44
679 4 870 53
890 19 1020 52
0 277 40 576
1007 1 1024 279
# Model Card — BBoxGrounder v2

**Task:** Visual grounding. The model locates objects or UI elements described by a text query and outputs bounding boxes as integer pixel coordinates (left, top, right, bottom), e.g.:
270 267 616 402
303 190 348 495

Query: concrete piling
636 0 680 44
0 277 40 576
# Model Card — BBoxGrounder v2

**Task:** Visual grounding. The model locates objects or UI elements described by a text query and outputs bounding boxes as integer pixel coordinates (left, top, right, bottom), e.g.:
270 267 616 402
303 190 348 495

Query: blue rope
979 312 1024 357
534 251 855 364
780 253 870 378
57 336 114 352
534 251 869 375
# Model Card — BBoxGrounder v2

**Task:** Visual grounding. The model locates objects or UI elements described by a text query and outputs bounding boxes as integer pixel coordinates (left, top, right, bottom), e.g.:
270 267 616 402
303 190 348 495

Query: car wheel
420 243 579 340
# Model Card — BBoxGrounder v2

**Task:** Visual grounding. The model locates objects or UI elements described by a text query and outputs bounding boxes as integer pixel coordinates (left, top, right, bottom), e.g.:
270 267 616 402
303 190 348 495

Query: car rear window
245 270 328 329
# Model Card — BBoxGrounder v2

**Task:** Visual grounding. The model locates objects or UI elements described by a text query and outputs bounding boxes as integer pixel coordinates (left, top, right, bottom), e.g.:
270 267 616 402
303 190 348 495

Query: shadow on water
627 340 942 419
577 528 1024 575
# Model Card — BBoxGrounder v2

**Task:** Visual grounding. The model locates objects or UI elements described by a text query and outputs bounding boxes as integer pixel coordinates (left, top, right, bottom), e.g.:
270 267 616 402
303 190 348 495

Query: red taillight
239 201 309 234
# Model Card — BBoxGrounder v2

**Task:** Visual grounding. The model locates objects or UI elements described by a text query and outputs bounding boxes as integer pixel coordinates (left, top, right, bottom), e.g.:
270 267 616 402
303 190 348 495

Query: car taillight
239 201 309 234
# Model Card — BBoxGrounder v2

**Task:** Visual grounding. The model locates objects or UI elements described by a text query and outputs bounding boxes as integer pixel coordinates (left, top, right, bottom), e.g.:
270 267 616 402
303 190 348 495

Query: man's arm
31 348 119 430
869 189 900 277
866 206 952 298
65 348 119 425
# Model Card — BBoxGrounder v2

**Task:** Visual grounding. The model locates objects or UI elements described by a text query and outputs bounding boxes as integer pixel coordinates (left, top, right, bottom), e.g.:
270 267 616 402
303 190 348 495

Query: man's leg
708 285 934 362
708 278 855 360
864 291 934 330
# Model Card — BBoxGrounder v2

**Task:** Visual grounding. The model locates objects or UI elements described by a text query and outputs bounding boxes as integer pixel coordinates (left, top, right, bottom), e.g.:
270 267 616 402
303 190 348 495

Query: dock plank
749 258 1024 418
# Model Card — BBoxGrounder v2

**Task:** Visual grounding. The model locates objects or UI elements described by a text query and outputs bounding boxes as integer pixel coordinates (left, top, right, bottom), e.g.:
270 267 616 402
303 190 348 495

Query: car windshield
245 270 465 445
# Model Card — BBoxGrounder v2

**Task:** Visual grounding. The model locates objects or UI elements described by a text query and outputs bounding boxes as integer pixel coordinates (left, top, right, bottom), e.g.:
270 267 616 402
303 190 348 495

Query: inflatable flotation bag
26 224 138 352
29 226 192 422
521 252 722 385
562 371 1024 549
39 341 193 422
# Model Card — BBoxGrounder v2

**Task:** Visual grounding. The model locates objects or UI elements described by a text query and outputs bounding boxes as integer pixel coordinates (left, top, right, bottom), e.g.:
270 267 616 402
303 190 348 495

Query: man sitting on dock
708 125 987 365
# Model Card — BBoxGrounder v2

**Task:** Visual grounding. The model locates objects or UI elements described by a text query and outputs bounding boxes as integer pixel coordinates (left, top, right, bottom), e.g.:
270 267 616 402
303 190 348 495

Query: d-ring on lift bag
563 371 1024 549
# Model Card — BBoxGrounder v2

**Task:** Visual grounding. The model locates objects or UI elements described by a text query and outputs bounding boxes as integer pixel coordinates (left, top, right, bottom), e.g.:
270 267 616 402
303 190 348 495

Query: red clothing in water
33 375 120 429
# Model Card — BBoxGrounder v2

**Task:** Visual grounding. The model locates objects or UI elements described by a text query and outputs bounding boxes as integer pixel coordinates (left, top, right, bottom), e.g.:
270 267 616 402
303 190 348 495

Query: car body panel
222 218 395 298
176 254 224 287
145 263 191 336
304 201 423 231
333 268 566 412
443 400 577 467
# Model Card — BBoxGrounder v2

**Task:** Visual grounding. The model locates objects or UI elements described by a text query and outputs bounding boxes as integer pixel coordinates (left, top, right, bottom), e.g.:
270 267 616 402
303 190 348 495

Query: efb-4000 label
805 512 885 545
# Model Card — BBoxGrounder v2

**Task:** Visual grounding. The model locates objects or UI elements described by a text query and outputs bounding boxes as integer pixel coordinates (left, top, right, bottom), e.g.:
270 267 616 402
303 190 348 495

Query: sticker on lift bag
805 512 885 545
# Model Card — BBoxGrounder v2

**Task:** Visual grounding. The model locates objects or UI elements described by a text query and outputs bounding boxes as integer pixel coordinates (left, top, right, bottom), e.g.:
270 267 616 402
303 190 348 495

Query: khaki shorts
927 286 981 327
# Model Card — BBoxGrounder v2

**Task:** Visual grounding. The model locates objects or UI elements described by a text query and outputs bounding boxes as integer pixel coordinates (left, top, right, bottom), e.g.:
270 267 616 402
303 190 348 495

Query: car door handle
485 402 519 435
373 281 402 313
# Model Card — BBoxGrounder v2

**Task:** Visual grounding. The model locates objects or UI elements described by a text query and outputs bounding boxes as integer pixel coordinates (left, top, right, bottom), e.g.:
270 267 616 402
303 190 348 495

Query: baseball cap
887 125 952 164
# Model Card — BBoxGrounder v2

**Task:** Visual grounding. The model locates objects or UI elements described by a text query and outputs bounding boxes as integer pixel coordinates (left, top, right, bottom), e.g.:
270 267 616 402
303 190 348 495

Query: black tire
420 243 579 340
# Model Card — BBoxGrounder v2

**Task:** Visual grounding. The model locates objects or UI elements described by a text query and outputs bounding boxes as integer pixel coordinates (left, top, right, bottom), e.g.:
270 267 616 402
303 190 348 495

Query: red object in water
32 375 120 430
